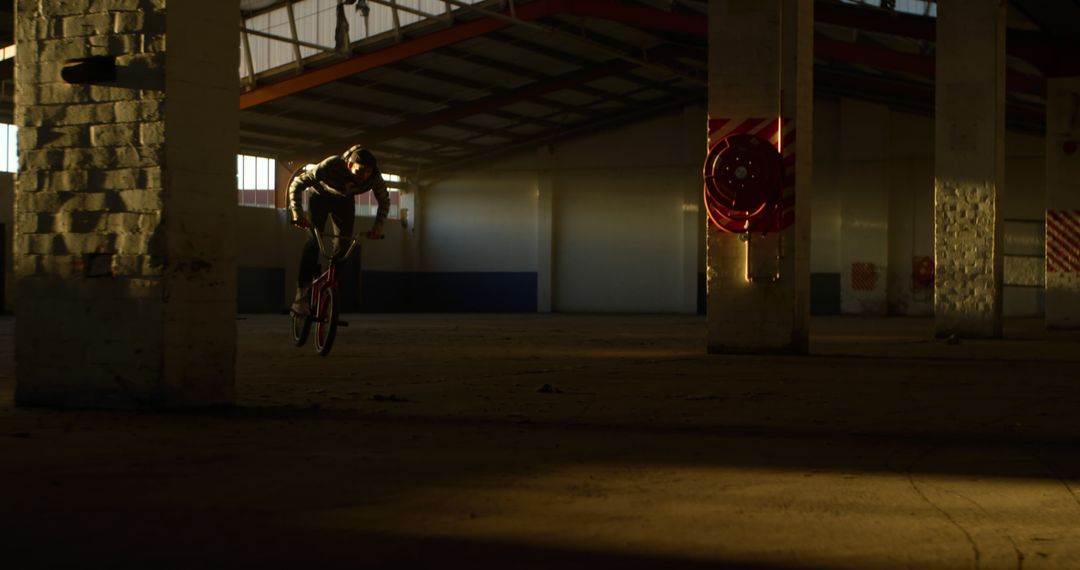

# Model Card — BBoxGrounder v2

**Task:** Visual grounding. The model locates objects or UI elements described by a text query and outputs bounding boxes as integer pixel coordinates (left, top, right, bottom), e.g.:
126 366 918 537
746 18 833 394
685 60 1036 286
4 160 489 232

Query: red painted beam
816 67 1046 131
815 1 1061 75
815 36 932 77
816 2 935 42
815 36 1045 97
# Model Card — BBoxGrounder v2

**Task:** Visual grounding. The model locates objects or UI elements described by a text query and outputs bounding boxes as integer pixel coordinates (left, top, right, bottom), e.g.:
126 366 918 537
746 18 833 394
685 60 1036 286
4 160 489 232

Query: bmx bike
291 226 365 356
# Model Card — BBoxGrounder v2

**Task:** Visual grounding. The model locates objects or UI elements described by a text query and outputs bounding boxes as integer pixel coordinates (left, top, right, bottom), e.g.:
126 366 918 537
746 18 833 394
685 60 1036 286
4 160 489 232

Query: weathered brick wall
13 0 237 408
933 180 1001 331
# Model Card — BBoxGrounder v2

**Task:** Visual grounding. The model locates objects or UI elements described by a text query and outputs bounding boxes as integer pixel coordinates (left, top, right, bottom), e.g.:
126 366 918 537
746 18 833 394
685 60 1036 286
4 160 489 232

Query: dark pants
298 193 355 286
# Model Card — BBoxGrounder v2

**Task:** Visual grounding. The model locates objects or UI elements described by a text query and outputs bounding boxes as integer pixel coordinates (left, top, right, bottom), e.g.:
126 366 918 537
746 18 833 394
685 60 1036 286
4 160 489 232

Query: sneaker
291 286 311 316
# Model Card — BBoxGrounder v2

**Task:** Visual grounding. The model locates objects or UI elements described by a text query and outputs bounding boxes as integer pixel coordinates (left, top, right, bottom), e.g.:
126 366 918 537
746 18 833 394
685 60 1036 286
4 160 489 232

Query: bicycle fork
309 263 337 324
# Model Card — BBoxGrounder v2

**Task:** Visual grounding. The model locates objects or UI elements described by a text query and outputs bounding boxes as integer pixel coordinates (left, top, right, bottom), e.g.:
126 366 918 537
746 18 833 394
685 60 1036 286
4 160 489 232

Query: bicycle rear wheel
314 287 339 356
291 310 312 347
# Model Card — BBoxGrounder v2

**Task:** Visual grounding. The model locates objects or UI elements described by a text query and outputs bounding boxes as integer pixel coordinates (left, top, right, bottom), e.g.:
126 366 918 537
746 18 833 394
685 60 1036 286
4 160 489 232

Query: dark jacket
287 155 391 228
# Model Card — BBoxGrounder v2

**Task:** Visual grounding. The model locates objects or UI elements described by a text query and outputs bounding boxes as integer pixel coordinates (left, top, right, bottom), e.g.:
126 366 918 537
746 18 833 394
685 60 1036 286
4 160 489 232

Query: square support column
536 146 555 313
1045 76 1080 329
706 0 812 353
14 0 239 408
933 0 1006 338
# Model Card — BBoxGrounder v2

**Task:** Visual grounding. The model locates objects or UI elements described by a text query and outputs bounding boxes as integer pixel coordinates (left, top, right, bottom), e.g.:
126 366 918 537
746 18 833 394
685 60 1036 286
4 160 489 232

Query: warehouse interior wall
421 106 706 314
413 174 540 312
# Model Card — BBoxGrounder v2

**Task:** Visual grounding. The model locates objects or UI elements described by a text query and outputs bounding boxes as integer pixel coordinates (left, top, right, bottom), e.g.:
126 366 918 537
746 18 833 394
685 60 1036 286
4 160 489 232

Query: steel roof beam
438 0 704 81
339 75 565 113
814 35 1045 97
320 76 569 129
387 61 576 126
366 59 635 139
421 92 703 177
241 26 335 53
284 83 566 132
285 57 637 161
240 0 575 109
815 0 1076 76
482 31 699 101
239 0 712 109
420 74 699 158
814 66 1046 133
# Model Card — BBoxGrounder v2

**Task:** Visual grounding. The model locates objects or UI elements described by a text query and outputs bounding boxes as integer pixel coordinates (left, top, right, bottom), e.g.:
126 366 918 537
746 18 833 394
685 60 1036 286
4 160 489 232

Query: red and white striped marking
1046 209 1080 273
707 117 797 232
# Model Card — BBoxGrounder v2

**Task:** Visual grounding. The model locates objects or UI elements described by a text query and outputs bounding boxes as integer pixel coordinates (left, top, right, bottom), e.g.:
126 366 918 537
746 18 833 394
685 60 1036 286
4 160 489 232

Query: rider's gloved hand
366 226 384 240
289 209 311 229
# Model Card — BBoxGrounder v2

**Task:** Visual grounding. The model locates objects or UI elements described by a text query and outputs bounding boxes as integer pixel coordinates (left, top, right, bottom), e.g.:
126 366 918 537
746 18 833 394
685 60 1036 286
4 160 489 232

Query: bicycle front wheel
314 287 339 356
291 311 312 347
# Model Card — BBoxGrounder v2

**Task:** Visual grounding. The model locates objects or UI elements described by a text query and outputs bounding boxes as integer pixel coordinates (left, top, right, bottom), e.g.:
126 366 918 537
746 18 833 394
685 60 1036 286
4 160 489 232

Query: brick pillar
706 0 812 353
1046 76 1080 329
14 0 239 408
933 0 1005 338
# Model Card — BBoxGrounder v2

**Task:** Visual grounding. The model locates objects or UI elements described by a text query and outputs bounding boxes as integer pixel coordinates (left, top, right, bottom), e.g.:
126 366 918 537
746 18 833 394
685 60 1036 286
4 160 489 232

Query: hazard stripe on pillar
1047 210 1080 273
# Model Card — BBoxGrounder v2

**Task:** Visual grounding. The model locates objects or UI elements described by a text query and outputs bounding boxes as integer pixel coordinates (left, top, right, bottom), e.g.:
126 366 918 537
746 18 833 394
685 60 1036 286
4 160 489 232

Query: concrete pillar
933 0 1006 338
681 105 704 314
1045 77 1080 329
706 0 812 353
536 146 554 313
14 0 239 408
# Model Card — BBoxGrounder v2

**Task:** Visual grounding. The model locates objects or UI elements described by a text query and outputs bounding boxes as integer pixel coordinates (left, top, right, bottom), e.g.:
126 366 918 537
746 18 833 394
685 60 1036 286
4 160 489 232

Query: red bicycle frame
309 261 337 330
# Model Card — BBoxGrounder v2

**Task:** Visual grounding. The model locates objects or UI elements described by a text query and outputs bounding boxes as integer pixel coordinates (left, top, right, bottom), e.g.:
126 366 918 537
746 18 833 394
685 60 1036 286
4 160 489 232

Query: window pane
244 156 257 190
256 157 269 190
8 125 15 172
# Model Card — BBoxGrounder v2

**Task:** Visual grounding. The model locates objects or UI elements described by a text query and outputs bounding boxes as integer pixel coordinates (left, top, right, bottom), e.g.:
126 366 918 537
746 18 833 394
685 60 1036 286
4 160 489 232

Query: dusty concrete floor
2 314 1080 569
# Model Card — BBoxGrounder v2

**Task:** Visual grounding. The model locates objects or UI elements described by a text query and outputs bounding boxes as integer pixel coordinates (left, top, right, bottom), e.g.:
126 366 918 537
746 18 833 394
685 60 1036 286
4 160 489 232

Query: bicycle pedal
338 320 349 327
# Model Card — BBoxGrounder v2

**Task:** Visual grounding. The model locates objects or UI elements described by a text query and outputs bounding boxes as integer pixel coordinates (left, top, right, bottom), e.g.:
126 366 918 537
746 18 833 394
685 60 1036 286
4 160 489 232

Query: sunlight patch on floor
308 463 1080 569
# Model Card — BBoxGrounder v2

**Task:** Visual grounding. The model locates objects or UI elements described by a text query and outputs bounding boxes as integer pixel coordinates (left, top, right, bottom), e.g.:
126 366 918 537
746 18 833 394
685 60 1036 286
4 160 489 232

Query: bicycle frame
308 227 358 320
292 225 362 355
308 262 337 322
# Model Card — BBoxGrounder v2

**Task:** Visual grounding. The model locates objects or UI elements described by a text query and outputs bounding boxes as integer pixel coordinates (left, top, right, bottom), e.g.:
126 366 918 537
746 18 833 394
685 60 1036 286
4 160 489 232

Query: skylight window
840 0 937 17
